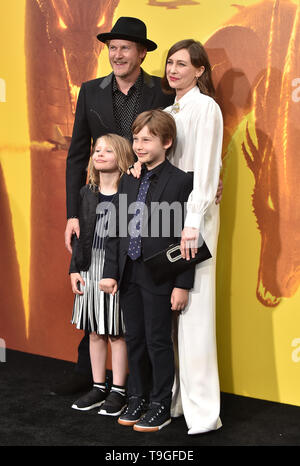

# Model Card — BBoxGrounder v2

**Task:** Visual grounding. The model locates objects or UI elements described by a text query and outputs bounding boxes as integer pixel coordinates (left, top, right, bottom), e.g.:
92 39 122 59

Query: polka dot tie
128 172 152 260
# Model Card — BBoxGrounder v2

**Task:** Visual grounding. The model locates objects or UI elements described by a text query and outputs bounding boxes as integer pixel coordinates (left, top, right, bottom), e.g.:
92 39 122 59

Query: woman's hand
70 273 85 295
180 227 200 260
99 278 118 296
171 288 189 312
127 161 142 178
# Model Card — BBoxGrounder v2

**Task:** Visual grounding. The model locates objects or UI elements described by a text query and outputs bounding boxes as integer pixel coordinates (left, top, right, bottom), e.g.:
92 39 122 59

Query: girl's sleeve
184 100 223 230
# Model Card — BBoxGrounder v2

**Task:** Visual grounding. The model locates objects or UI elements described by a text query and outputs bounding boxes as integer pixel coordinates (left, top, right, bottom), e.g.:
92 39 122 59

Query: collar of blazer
126 160 174 228
94 69 157 133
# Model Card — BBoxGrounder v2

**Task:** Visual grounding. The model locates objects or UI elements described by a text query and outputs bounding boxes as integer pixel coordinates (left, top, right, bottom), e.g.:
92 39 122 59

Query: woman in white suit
162 39 223 435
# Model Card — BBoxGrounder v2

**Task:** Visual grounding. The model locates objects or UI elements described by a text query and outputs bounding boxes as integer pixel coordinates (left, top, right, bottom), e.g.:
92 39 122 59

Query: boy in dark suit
100 109 195 432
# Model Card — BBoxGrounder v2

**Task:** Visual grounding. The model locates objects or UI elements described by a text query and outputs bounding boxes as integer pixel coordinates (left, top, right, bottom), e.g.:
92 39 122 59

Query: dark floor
1 349 300 449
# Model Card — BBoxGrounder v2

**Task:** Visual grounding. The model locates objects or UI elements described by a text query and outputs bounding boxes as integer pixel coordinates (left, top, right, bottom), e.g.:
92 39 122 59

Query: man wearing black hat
65 17 172 250
51 17 173 396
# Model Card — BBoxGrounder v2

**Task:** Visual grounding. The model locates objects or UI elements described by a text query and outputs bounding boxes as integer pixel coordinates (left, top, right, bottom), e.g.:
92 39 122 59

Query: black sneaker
98 390 127 416
118 396 147 426
71 387 107 411
133 401 171 432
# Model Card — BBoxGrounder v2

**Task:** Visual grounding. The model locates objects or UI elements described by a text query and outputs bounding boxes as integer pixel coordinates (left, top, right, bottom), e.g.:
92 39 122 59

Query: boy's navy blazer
66 70 173 218
102 160 195 294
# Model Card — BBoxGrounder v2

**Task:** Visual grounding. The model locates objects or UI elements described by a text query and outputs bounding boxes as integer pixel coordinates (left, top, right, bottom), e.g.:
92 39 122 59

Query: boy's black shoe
98 391 127 416
133 401 171 432
71 387 107 411
118 396 147 426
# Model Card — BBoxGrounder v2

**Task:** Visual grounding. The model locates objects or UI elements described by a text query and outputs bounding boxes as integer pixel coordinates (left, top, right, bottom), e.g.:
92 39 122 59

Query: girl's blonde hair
88 133 134 190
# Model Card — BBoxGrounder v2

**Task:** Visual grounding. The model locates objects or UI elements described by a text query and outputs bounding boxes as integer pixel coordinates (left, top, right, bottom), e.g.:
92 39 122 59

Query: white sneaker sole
71 400 105 411
98 405 127 416
133 418 171 432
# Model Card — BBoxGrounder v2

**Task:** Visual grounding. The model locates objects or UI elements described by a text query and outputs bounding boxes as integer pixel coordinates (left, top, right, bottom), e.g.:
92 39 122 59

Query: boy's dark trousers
120 258 174 407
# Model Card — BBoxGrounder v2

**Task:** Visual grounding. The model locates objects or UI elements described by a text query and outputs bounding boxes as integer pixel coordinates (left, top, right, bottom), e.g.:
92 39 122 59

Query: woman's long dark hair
161 39 215 98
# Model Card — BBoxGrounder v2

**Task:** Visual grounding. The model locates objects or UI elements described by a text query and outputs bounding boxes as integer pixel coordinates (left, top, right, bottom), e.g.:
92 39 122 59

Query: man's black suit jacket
102 160 195 295
66 70 174 219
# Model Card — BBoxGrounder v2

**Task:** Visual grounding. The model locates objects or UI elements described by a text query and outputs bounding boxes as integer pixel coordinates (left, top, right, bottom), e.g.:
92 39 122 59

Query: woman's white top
165 86 223 233
165 86 223 433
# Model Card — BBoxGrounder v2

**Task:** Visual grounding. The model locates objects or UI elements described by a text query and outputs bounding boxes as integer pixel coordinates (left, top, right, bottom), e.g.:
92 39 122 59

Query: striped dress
71 192 124 336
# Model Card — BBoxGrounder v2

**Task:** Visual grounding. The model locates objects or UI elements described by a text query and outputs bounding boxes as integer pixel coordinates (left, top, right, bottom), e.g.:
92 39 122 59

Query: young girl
69 133 134 416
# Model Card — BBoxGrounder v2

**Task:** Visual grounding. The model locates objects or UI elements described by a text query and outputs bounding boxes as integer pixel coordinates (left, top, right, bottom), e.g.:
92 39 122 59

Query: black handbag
144 240 212 285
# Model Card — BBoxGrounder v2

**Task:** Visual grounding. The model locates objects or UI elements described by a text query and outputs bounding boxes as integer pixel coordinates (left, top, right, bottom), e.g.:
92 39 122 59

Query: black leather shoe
118 396 147 426
50 372 93 396
133 401 171 432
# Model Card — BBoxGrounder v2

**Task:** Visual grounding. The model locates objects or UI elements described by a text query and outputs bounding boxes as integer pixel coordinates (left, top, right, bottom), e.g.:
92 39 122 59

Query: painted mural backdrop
26 0 120 360
206 1 300 308
1 0 299 405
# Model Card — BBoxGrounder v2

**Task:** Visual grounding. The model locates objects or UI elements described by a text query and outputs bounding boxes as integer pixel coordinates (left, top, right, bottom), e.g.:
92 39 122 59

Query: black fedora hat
97 17 157 51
